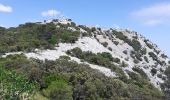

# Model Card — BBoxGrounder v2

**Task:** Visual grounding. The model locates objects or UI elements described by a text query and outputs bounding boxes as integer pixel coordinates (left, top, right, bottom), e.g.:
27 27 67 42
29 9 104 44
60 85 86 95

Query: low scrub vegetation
0 22 80 53
0 54 164 100
144 39 154 49
112 30 142 51
132 67 149 80
162 66 170 99
66 47 126 79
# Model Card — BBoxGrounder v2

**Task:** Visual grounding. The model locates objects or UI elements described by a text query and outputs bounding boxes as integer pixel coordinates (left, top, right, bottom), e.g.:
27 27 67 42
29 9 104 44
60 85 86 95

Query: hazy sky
0 0 170 56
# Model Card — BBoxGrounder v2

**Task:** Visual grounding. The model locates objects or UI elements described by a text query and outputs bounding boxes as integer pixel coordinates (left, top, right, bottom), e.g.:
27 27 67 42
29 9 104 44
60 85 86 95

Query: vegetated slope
0 19 170 100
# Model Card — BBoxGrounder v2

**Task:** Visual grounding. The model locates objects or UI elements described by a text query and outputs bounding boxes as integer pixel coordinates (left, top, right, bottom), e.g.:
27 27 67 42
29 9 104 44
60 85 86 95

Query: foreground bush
0 66 38 100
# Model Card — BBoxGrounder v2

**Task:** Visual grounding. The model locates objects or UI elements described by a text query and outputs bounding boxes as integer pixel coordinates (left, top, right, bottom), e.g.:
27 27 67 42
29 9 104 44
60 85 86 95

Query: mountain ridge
0 19 170 99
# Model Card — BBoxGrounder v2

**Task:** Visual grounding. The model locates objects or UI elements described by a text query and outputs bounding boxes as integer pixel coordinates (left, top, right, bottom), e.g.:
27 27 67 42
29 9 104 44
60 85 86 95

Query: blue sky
0 0 170 56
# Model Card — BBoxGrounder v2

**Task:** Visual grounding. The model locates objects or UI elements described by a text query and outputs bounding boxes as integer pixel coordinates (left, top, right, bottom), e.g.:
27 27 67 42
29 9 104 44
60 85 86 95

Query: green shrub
70 22 76 27
112 30 127 41
113 58 121 64
113 41 119 45
154 49 160 55
161 54 168 59
0 66 38 100
160 68 164 73
108 47 112 51
67 47 83 58
131 39 142 51
144 40 153 49
91 27 96 32
59 56 71 60
144 56 149 63
140 48 147 55
127 71 140 81
121 61 128 67
123 50 128 55
149 52 157 61
48 34 57 45
43 75 73 100
135 52 142 61
99 52 113 61
132 67 148 80
112 30 143 52
151 68 157 76
101 42 108 47
133 59 139 64
157 74 162 79
130 51 136 59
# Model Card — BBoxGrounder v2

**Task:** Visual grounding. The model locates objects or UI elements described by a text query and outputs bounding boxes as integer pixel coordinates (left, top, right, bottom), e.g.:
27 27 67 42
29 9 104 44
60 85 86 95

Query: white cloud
41 10 61 17
0 4 12 13
131 3 170 26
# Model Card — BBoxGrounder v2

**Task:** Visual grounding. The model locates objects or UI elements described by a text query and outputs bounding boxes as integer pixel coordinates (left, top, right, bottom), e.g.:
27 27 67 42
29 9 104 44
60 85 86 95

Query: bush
161 54 168 59
67 47 82 58
123 50 127 55
135 52 142 61
132 67 148 80
121 61 128 67
131 39 142 51
108 47 112 51
144 56 149 63
59 56 71 61
168 61 170 64
70 22 76 27
112 30 132 48
113 58 121 64
157 74 162 78
99 52 113 61
160 68 164 73
140 48 147 55
103 35 106 39
133 59 139 64
148 52 157 61
113 41 119 45
151 68 157 76
0 66 38 100
125 57 129 61
91 27 96 32
144 40 153 49
67 48 112 67
42 75 73 100
101 42 108 47
154 49 160 55
127 71 140 81
48 34 57 45
130 50 135 58
112 30 127 41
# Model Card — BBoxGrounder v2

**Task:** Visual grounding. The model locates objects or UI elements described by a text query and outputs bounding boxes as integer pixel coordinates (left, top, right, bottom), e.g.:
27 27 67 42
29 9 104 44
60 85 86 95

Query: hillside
0 19 170 100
